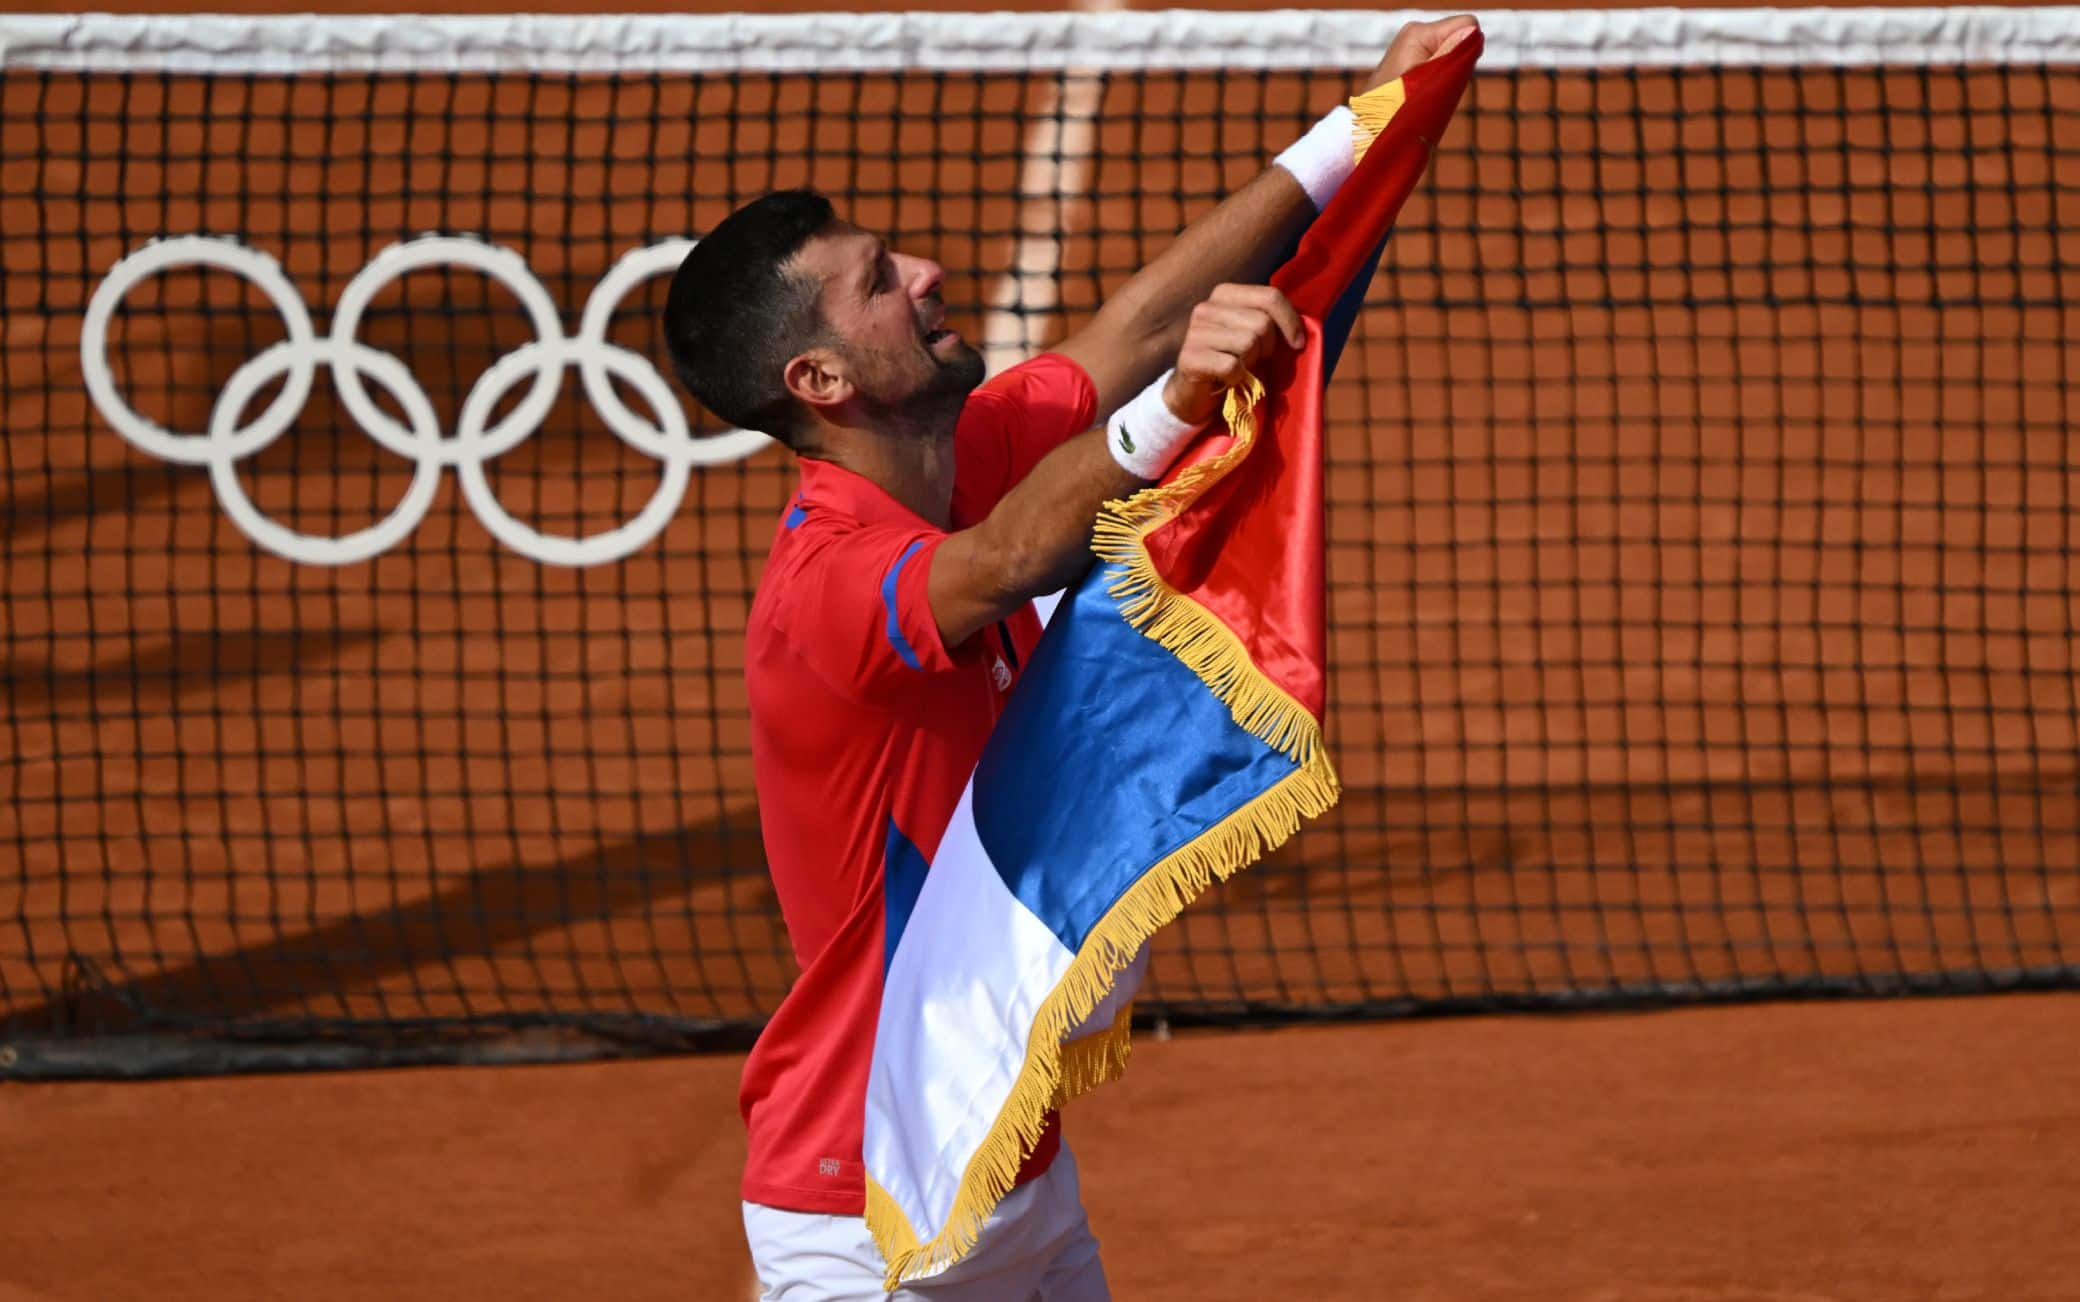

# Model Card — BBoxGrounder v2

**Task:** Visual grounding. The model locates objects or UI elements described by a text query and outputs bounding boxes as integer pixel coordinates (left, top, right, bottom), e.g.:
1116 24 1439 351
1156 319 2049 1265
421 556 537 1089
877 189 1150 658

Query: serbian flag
864 36 1482 1284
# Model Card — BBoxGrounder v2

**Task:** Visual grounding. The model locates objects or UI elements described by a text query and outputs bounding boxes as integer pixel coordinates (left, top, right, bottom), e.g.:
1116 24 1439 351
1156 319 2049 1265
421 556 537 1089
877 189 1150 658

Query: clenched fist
1364 15 1479 92
1160 283 1307 426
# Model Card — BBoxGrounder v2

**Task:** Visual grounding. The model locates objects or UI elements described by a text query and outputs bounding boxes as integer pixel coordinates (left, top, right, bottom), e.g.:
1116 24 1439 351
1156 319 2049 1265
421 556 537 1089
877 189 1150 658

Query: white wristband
1272 105 1358 211
1106 370 1206 480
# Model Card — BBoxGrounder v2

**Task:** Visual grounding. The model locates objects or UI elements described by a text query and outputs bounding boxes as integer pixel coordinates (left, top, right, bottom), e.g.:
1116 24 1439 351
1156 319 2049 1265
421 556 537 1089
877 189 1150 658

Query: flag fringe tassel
867 358 1343 1289
1349 77 1407 154
1054 1003 1135 1107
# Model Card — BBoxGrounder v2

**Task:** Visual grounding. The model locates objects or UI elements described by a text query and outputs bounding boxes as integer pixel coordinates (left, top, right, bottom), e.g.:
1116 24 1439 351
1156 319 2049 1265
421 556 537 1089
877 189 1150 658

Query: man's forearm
988 427 1144 598
1103 168 1318 384
1056 163 1322 416
928 425 1143 646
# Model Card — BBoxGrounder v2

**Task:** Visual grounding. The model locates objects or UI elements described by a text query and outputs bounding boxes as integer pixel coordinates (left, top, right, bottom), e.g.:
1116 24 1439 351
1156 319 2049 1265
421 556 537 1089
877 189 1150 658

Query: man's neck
803 426 958 528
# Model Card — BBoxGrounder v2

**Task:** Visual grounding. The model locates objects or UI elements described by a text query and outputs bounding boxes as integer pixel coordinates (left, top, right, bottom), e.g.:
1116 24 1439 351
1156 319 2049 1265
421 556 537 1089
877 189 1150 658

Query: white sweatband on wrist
1273 104 1358 211
1106 370 1205 480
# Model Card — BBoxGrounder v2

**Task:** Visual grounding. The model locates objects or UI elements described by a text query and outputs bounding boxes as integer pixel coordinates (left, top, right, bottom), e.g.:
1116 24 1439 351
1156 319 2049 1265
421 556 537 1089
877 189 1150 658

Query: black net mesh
3 49 2076 1076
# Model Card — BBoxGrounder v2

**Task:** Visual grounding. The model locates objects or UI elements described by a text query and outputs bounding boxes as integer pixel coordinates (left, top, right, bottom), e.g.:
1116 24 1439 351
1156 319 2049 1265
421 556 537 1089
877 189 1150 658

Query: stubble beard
855 336 986 439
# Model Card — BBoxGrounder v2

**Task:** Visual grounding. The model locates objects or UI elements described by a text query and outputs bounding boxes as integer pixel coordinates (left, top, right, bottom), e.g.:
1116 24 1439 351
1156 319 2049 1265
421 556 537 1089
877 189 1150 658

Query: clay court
6 995 2079 1299
4 0 2078 1297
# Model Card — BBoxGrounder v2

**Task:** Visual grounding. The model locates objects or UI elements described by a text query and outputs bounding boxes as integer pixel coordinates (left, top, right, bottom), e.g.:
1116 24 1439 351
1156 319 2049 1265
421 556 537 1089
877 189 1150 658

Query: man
664 15 1477 1299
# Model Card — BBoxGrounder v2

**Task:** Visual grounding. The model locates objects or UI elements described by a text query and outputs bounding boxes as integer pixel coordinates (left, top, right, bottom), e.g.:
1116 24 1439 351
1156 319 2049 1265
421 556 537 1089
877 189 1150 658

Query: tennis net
3 8 2076 1077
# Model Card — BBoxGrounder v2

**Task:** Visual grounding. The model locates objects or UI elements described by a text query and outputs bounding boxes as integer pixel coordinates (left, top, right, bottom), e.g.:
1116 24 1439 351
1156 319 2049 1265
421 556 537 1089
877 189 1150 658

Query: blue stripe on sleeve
880 539 928 671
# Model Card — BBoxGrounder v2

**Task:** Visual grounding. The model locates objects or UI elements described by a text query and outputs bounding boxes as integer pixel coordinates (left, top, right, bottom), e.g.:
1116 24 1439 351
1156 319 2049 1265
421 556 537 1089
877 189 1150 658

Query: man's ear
783 348 853 415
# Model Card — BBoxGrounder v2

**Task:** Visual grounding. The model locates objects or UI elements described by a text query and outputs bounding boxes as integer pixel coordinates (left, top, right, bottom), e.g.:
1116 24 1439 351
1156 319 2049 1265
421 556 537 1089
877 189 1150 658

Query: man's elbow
992 533 1054 610
1088 283 1177 373
986 515 1092 615
1120 283 1187 360
1007 522 1104 606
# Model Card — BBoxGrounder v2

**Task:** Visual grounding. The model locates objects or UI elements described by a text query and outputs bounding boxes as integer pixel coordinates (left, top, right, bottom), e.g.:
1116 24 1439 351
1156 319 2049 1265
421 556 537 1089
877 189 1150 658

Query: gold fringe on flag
865 77 1408 1289
1053 1003 1135 1108
1350 78 1407 157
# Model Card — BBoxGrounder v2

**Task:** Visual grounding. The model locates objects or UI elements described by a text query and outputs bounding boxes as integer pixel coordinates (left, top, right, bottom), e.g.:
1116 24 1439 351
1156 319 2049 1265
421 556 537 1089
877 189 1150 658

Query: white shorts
741 1143 1109 1301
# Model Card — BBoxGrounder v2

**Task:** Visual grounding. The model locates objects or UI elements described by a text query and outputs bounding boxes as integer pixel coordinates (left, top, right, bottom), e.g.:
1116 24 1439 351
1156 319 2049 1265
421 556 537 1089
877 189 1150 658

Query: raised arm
926 15 1479 650
1051 14 1480 417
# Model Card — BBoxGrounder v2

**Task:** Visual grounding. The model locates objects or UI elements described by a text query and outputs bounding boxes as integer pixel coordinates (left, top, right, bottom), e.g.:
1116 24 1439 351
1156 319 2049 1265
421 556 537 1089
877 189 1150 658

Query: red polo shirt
739 353 1099 1214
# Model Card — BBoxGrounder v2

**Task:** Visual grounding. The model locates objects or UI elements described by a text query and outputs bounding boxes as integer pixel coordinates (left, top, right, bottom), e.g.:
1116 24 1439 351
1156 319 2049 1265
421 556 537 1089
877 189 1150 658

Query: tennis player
664 15 1476 1299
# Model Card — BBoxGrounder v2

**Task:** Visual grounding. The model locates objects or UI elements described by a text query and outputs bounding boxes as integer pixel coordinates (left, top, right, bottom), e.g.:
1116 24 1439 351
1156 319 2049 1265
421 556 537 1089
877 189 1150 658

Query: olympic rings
81 234 776 567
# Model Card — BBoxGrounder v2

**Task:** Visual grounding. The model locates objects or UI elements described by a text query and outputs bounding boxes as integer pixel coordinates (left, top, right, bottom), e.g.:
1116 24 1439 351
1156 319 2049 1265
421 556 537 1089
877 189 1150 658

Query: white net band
3 7 2079 75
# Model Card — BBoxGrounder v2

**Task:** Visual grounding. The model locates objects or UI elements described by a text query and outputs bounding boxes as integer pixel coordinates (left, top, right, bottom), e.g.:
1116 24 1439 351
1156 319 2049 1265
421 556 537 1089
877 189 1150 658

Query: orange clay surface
6 993 2080 1301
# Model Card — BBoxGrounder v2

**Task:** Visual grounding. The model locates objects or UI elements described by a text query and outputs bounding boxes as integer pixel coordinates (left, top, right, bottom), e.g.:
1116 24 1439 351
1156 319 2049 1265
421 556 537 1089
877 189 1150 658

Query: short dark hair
662 189 836 445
